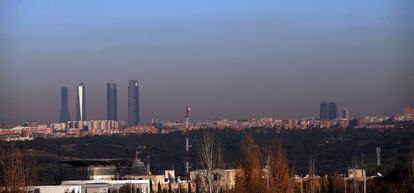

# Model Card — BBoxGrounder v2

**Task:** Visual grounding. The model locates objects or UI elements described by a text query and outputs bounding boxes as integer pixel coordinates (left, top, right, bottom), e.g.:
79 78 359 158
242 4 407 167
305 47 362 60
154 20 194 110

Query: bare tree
24 157 38 192
306 155 317 193
196 129 223 193
0 144 25 193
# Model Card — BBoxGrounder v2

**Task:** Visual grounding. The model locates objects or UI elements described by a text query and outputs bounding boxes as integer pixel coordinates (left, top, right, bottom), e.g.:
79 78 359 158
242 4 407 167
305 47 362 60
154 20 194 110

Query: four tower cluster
59 80 140 126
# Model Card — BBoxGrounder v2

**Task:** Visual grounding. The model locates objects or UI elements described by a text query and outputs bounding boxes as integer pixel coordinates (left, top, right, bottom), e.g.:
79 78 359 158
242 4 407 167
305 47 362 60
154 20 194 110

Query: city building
403 106 414 115
107 83 117 121
128 80 140 126
59 87 71 123
59 158 147 181
342 107 350 120
320 102 338 120
76 82 86 121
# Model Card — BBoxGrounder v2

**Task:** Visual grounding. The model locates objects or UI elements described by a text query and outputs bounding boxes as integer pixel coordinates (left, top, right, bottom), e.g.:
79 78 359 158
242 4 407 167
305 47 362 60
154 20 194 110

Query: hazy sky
1 0 413 125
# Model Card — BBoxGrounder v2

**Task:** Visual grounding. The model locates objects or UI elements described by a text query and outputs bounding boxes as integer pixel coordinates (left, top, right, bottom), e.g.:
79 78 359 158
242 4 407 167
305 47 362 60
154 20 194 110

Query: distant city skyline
0 0 413 125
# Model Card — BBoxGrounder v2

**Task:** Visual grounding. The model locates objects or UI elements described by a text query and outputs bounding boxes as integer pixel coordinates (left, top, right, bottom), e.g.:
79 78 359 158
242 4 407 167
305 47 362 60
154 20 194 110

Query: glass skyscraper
320 102 338 120
128 80 140 126
76 82 86 121
59 87 71 122
107 83 117 121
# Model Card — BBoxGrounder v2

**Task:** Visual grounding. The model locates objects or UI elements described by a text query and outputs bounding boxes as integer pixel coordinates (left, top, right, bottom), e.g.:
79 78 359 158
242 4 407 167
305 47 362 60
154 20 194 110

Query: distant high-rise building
128 80 140 126
59 87 71 122
342 107 350 120
107 83 117 121
76 82 86 121
320 102 338 120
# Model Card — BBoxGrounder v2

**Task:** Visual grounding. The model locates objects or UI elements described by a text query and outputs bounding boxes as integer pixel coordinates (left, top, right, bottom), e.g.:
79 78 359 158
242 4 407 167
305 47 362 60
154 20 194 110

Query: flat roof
61 158 133 167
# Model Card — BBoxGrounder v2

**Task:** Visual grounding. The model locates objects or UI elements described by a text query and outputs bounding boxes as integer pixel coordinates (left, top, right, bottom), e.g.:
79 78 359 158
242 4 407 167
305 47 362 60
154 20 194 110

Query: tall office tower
320 102 338 120
107 83 117 120
59 87 71 122
328 102 338 120
342 107 350 119
128 80 140 126
76 82 86 121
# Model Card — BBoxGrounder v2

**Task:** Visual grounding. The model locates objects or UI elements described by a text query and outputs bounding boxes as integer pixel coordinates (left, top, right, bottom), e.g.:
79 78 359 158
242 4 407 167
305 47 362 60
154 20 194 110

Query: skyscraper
59 87 71 122
328 102 338 120
107 83 117 121
342 107 350 119
76 82 86 121
128 80 140 126
320 102 338 120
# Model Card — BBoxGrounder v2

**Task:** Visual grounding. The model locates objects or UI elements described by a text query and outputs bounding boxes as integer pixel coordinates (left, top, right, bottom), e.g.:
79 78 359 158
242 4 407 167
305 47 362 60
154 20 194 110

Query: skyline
2 80 412 125
1 0 413 124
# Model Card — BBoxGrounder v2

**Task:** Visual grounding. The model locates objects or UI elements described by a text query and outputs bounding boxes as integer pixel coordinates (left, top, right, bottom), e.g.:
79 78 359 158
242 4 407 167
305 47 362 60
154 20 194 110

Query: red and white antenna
184 106 191 177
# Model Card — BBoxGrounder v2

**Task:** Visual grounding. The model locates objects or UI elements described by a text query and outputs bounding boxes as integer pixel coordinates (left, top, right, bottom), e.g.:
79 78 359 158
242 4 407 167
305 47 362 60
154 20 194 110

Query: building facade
107 83 117 121
59 87 71 122
128 80 140 126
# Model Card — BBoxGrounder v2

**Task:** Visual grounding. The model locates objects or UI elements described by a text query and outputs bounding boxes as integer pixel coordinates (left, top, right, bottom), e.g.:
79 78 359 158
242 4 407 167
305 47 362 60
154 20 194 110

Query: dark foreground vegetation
0 127 413 192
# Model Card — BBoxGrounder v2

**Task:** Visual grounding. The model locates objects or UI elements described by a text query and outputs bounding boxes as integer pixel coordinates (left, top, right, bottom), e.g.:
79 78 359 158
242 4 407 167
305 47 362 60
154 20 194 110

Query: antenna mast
184 106 191 177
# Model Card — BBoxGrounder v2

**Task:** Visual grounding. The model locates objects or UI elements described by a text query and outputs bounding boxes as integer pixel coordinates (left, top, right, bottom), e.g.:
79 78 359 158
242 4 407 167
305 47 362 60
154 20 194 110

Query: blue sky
0 0 413 124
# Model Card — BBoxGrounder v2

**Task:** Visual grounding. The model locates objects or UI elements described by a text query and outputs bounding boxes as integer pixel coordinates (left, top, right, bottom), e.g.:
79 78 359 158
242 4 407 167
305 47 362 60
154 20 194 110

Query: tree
150 179 154 193
232 135 266 193
23 157 38 192
327 177 334 193
0 144 25 193
188 181 192 193
168 182 172 193
408 141 414 192
306 156 317 193
196 129 224 193
267 140 292 193
119 183 134 193
158 182 163 193
195 174 202 193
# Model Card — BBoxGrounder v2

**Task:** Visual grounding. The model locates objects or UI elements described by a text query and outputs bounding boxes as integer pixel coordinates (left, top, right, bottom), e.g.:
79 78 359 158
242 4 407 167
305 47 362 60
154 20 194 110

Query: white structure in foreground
30 179 150 193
